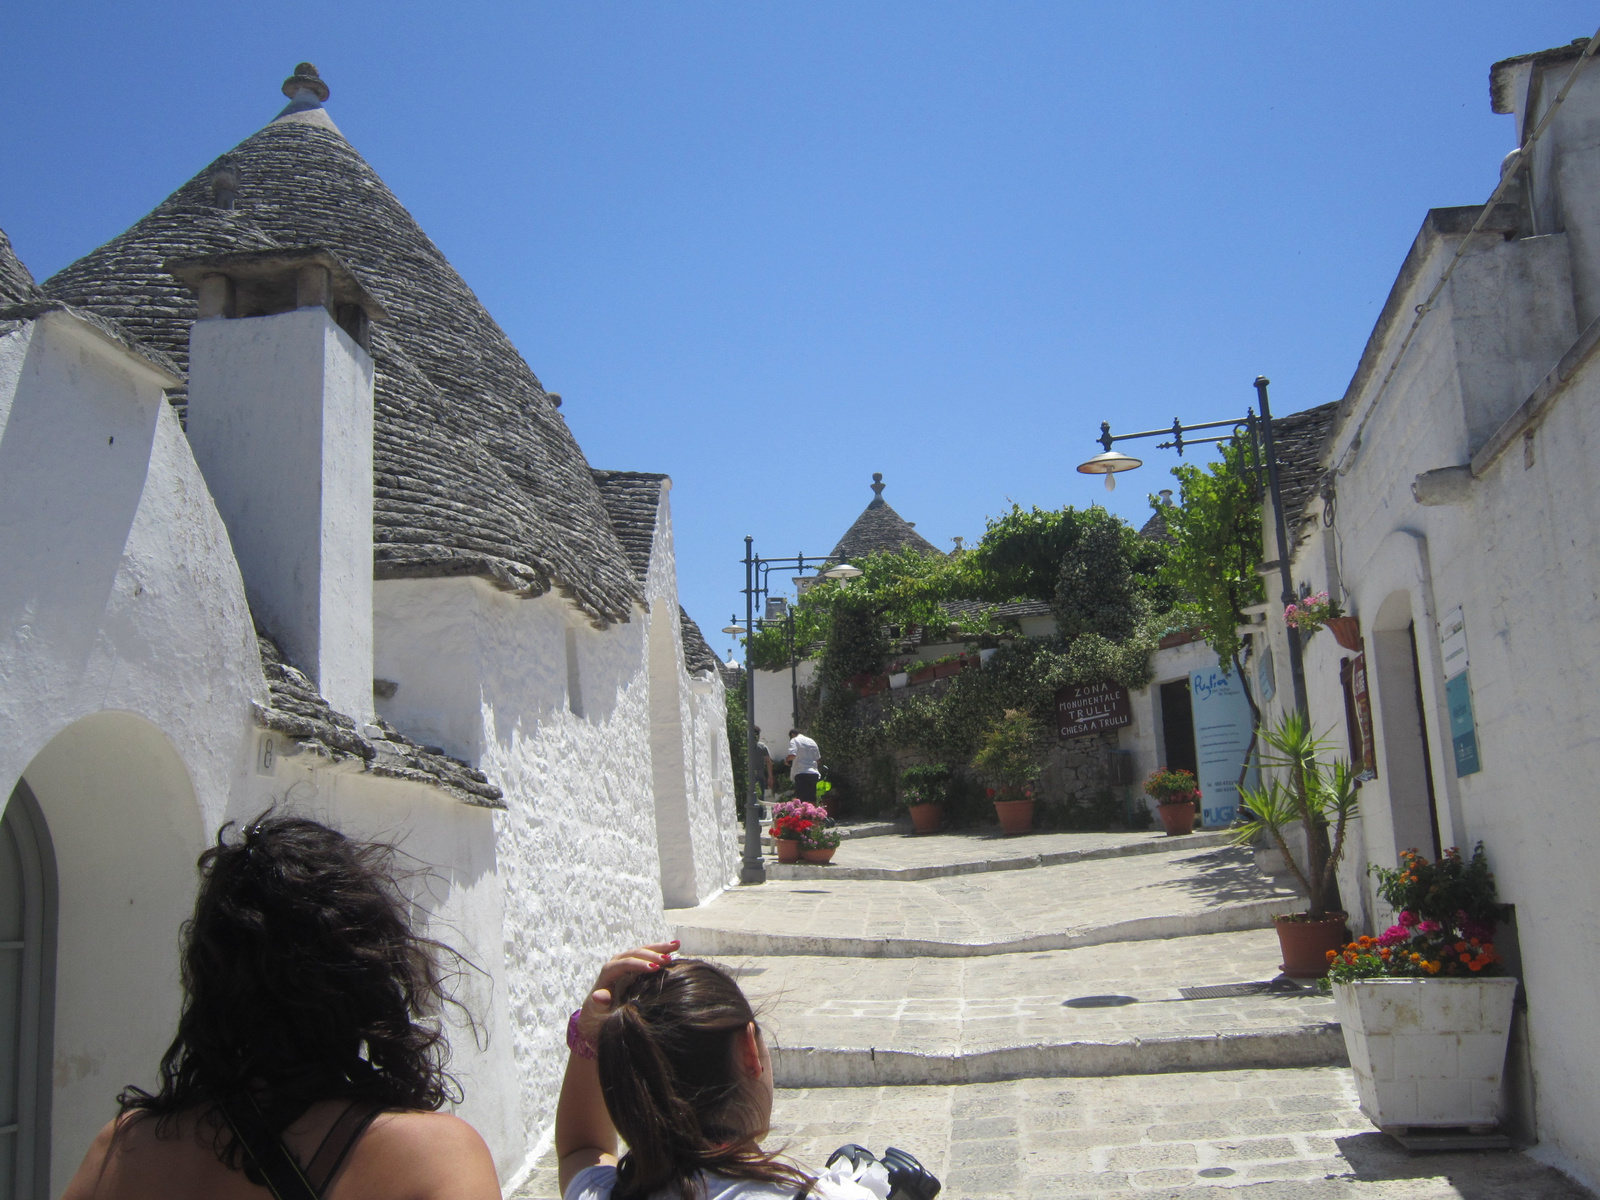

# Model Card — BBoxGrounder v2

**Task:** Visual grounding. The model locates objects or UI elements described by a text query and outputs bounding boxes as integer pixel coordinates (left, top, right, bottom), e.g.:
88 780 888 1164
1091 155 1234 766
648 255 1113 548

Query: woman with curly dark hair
61 814 501 1200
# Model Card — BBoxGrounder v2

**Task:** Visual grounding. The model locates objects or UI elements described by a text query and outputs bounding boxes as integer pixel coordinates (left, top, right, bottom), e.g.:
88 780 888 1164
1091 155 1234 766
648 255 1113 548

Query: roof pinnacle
871 472 885 499
281 62 330 105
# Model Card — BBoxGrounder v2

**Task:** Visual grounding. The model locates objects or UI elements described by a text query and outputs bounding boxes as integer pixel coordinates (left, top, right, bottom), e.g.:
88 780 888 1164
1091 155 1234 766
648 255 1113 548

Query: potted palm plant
973 709 1042 835
1144 767 1201 836
1231 713 1359 976
899 763 951 834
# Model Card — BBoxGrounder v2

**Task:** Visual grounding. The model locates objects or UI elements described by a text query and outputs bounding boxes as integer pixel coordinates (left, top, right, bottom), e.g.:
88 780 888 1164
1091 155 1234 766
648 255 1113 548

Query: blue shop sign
1445 670 1481 776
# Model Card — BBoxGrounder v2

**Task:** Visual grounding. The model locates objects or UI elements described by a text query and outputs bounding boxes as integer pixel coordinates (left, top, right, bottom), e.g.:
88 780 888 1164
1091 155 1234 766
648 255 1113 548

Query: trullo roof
42 65 641 625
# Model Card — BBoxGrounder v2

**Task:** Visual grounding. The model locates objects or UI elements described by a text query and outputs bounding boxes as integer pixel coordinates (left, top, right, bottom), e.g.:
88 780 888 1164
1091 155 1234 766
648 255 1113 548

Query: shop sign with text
1055 682 1132 740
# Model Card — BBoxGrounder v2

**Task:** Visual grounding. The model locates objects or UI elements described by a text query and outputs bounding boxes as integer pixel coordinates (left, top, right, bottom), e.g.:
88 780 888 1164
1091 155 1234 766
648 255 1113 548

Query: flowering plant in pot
1284 591 1345 635
1143 767 1201 836
771 799 828 864
1231 713 1359 977
1322 844 1517 1134
973 710 1043 835
899 763 951 834
799 820 842 864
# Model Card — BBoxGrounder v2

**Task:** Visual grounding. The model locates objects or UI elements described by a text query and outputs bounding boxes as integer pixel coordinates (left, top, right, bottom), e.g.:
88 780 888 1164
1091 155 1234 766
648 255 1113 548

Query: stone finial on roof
829 472 940 561
282 62 330 104
871 472 885 499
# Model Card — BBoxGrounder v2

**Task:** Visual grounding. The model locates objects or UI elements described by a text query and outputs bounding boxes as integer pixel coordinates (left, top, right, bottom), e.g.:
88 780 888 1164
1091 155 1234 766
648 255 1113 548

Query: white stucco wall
1268 114 1600 1180
0 313 266 1191
187 308 376 724
373 577 671 1166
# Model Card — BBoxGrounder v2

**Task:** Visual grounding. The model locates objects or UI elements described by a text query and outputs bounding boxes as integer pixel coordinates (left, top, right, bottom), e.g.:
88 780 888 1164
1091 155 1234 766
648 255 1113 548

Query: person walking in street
753 727 776 795
785 729 821 804
61 814 502 1200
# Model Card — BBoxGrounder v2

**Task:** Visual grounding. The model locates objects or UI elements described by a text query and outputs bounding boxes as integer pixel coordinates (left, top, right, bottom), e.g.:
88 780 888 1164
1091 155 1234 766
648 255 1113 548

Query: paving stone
511 1068 1592 1198
675 845 1299 957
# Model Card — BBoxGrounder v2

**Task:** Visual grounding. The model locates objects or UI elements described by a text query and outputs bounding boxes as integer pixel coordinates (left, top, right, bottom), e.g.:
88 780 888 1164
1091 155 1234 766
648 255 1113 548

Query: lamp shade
823 562 864 580
722 617 745 636
1075 449 1143 492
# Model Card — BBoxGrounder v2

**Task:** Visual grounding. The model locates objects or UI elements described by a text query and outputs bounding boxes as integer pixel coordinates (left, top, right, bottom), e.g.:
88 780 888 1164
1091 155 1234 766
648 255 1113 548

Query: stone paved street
710 928 1343 1085
674 843 1299 957
516 833 1593 1199
514 1069 1589 1199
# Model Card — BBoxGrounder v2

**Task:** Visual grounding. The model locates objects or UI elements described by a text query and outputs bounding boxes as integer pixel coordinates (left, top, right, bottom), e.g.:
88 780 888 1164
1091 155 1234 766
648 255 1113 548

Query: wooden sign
1055 682 1132 741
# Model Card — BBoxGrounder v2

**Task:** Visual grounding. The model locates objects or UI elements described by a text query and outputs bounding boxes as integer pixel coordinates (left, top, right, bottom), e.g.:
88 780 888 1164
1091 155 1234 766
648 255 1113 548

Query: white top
787 735 821 775
565 1163 884 1200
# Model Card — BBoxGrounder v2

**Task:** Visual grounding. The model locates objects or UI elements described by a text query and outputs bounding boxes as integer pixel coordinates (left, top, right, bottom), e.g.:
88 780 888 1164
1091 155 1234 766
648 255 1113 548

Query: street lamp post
725 542 863 886
1076 375 1309 719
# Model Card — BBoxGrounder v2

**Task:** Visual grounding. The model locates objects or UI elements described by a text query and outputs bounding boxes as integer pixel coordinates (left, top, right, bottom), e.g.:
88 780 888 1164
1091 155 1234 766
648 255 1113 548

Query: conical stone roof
0 228 42 304
43 67 641 625
829 473 940 561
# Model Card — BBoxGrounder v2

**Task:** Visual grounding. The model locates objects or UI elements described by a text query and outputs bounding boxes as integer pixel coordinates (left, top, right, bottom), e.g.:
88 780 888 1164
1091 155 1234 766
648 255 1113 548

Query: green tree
1159 436 1264 724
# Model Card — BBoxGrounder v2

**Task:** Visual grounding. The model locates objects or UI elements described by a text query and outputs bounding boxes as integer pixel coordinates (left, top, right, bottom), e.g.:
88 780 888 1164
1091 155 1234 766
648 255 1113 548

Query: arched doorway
1371 592 1442 862
0 782 57 1200
9 711 204 1194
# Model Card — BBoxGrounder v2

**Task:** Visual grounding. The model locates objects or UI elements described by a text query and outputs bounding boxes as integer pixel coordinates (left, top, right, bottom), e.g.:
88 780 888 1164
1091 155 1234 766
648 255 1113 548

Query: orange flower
1454 941 1468 953
1326 949 1338 960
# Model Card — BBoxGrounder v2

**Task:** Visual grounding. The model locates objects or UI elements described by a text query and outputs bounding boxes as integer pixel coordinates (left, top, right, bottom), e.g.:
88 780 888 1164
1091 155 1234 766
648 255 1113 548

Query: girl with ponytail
556 945 880 1200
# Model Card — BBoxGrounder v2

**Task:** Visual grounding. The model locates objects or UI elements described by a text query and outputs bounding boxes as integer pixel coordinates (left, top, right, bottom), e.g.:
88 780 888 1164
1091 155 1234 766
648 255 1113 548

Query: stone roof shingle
590 471 667 581
255 634 504 808
830 474 940 562
1270 401 1340 532
42 74 641 625
679 607 720 676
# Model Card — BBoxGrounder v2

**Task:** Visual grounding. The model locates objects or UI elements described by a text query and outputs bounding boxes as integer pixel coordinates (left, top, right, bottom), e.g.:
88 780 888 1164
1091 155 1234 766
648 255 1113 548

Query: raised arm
556 942 677 1196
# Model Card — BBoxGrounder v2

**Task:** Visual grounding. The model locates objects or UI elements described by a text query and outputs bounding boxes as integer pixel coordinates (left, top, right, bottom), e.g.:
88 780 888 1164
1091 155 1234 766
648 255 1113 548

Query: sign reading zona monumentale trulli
1055 682 1132 741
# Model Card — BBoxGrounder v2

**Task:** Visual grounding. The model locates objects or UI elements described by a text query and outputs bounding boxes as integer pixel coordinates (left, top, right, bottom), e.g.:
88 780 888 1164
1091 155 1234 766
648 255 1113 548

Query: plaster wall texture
1119 638 1219 821
1266 150 1600 1182
187 308 376 724
752 659 818 753
0 312 263 1190
372 577 672 1163
635 488 739 907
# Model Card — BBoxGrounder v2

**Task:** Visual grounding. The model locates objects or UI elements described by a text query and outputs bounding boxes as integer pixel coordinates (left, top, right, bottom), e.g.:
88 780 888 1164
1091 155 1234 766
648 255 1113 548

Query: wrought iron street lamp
1076 375 1309 718
729 540 861 885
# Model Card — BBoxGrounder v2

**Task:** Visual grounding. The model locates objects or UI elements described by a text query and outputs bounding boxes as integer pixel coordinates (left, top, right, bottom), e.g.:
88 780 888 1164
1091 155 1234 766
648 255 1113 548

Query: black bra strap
216 1097 319 1200
305 1101 385 1194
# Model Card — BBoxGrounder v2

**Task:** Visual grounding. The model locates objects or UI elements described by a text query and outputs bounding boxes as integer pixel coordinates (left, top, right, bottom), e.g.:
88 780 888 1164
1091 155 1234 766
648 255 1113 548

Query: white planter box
1333 977 1518 1132
888 673 909 689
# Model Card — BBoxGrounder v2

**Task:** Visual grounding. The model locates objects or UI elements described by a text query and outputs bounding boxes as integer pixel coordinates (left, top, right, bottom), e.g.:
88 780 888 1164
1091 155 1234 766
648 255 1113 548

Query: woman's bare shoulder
335 1110 501 1200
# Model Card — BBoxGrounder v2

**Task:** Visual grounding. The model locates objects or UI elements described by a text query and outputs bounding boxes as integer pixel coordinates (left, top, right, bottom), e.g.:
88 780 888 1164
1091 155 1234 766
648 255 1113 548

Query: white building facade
1250 41 1600 1187
0 63 736 1198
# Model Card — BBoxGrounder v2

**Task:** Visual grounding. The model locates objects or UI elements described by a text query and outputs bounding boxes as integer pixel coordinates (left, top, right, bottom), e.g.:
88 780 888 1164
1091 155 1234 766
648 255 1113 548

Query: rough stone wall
372 578 668 1167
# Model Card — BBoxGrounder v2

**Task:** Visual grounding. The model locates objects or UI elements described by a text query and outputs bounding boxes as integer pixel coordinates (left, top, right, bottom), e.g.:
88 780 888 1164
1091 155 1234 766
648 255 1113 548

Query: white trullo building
0 63 737 1196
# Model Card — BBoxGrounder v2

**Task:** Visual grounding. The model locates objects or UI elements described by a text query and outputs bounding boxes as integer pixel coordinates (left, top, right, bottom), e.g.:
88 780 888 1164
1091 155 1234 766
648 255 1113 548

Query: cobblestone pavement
512 1068 1590 1199
711 928 1335 1061
675 845 1299 956
800 832 1235 876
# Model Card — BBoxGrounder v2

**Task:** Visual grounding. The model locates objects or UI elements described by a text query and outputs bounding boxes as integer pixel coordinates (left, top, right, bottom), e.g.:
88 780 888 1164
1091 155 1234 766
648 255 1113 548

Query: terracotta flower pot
774 838 800 864
933 659 961 679
1274 912 1350 978
908 802 943 834
1327 616 1362 651
993 798 1034 835
802 845 836 864
1157 798 1197 836
910 667 937 685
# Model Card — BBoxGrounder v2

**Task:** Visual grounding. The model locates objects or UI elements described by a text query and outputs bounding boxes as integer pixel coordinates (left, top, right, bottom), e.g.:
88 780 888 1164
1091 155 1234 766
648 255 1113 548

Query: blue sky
2 4 1591 655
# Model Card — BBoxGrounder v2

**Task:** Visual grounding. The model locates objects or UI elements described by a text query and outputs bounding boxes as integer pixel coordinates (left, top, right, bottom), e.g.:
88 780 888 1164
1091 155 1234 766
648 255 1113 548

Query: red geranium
772 815 813 841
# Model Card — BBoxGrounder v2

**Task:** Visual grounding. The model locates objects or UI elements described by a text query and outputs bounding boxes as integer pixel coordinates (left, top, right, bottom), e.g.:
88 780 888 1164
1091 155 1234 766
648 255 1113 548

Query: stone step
769 1025 1347 1086
678 895 1290 957
674 844 1301 959
765 829 1234 882
709 928 1344 1085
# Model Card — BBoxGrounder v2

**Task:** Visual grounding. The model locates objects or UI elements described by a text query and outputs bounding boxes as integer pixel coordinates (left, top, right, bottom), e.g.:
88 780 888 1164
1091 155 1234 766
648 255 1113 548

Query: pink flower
1418 919 1442 934
1377 924 1410 947
1397 910 1419 928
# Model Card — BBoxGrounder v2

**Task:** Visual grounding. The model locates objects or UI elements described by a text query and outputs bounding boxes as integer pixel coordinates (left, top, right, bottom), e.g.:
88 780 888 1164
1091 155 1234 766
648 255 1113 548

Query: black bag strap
216 1096 320 1200
304 1101 385 1194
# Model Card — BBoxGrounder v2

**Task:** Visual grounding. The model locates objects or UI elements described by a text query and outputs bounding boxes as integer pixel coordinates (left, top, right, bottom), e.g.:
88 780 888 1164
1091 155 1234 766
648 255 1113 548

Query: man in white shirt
785 728 822 803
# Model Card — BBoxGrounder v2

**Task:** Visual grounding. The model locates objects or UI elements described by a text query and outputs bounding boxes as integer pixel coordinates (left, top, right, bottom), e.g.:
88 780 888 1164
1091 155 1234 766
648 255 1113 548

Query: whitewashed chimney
171 248 386 723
